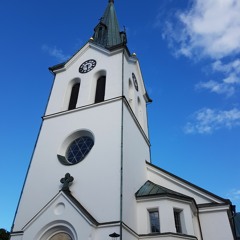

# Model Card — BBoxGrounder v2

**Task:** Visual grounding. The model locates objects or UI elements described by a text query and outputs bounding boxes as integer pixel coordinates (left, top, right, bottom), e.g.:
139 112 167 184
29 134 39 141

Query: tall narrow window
149 210 160 233
95 76 106 103
68 82 80 110
128 79 134 109
137 97 144 127
174 209 182 233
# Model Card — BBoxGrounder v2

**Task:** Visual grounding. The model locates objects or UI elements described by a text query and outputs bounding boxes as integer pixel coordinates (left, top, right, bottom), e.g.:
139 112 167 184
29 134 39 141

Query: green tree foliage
0 228 10 240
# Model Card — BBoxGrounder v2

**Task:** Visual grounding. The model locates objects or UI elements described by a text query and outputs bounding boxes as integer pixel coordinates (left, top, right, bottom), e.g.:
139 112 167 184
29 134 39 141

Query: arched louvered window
95 76 106 103
68 82 80 110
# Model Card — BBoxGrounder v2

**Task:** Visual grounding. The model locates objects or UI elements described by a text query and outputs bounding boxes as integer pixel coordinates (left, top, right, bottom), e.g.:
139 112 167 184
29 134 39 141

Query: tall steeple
92 0 127 49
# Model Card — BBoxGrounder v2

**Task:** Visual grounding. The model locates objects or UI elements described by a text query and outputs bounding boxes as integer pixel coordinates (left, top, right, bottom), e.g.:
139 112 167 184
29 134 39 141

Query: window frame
148 209 160 233
95 76 106 103
128 78 134 109
39 224 76 240
48 232 72 240
68 82 80 110
174 208 183 234
66 136 94 165
57 130 94 166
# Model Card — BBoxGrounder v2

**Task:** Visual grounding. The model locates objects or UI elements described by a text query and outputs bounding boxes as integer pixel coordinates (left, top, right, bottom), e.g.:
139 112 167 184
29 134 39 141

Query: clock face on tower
79 59 97 73
132 73 139 91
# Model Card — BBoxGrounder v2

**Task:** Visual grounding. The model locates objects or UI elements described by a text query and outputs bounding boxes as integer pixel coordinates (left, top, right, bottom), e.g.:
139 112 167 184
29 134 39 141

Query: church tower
11 1 152 239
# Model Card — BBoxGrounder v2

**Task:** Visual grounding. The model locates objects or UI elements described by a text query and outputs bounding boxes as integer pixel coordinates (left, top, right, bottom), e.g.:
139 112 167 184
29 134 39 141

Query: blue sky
1 0 240 231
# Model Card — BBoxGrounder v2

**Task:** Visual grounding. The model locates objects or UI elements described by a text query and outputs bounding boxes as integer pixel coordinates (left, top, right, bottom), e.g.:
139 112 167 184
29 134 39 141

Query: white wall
13 100 123 231
122 54 149 136
199 209 234 240
122 103 150 232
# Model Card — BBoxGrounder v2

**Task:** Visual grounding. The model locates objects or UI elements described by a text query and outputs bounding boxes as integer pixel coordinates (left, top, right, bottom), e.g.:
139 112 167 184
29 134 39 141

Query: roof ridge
146 161 231 204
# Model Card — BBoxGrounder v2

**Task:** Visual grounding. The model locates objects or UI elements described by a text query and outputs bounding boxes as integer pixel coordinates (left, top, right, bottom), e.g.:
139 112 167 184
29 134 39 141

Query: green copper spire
92 0 127 49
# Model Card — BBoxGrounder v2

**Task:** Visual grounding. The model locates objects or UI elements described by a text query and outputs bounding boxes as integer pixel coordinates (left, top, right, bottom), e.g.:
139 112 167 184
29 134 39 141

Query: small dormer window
93 22 107 46
98 26 103 38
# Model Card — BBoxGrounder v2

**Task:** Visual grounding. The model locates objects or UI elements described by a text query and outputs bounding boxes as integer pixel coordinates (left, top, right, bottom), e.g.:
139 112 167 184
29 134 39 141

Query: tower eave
49 62 66 73
49 41 132 75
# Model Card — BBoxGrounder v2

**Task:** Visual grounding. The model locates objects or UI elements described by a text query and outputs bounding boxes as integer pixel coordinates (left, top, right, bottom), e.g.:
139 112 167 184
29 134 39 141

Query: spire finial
109 0 114 3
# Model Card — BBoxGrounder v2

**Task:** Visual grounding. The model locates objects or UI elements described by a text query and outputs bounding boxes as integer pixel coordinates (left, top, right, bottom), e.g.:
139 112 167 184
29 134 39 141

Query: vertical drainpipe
120 47 125 240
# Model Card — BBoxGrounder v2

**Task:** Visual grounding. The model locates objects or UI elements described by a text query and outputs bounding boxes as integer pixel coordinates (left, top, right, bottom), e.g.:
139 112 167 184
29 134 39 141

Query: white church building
10 1 236 240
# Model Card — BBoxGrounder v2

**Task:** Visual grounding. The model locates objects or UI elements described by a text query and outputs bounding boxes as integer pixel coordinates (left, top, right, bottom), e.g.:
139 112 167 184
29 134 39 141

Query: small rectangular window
149 210 160 233
174 209 182 233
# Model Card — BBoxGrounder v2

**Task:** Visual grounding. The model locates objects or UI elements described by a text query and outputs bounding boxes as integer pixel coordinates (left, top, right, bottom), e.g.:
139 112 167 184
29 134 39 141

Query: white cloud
161 1 240 131
184 108 240 134
212 59 240 74
173 0 240 59
196 80 236 97
196 59 240 97
42 45 70 62
227 189 240 201
162 0 240 96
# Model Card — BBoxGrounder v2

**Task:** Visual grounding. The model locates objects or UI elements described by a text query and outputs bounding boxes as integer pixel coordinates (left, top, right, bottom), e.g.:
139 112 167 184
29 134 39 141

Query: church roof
146 161 232 205
92 0 127 49
136 180 194 203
